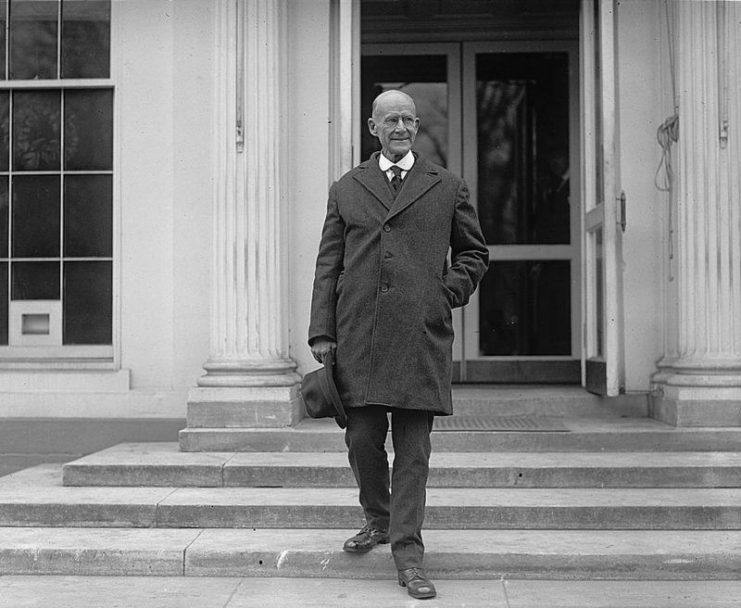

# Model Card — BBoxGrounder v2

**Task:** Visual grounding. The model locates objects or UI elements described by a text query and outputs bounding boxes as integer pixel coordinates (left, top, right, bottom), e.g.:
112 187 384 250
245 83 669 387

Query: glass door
361 41 582 384
460 41 581 383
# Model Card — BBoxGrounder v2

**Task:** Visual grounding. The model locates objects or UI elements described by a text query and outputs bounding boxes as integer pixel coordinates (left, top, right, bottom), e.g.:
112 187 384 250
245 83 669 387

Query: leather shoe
342 524 389 553
398 567 436 599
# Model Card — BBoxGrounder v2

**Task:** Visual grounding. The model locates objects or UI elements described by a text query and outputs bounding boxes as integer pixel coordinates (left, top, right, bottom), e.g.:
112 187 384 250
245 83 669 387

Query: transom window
0 0 112 355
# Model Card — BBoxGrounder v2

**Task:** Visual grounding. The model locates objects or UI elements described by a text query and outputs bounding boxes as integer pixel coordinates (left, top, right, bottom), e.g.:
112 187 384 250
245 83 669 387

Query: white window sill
0 345 114 370
0 368 129 393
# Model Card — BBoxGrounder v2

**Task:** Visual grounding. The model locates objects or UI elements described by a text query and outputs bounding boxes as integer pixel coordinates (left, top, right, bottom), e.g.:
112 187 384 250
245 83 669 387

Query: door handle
619 191 626 233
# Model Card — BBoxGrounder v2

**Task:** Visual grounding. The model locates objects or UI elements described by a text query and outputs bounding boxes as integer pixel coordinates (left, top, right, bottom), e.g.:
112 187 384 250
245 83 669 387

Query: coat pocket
425 278 453 334
439 277 456 308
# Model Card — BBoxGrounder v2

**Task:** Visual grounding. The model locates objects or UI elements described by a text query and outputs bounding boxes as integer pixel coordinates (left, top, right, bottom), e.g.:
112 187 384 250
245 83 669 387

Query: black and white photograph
0 1 739 606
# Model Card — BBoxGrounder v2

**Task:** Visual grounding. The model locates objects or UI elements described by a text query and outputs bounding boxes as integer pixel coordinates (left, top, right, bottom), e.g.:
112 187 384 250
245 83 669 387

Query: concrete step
2 577 741 608
3 465 741 530
62 443 741 488
1 527 739 580
179 416 741 453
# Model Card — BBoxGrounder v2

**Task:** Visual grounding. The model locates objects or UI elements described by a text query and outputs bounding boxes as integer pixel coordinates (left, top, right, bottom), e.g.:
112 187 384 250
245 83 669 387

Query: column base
197 357 301 388
185 357 304 434
186 384 303 428
650 360 741 427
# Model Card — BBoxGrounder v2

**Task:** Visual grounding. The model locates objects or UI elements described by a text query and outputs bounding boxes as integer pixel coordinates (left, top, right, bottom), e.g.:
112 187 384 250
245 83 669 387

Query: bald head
371 90 417 122
368 89 420 162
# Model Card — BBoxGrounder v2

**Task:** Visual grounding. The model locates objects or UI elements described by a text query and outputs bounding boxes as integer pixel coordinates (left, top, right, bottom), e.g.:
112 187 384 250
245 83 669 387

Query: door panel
479 260 572 356
580 0 623 395
461 41 581 382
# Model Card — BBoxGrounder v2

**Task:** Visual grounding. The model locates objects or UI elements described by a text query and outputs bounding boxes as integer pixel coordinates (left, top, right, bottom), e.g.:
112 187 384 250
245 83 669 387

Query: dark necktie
390 165 403 195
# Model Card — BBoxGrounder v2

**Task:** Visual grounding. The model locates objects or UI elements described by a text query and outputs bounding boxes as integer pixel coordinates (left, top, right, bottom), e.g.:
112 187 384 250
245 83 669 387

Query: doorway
361 41 581 383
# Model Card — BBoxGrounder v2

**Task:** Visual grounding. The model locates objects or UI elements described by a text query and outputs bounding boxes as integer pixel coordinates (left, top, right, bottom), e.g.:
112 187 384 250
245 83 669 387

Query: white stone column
652 1 741 426
185 0 301 433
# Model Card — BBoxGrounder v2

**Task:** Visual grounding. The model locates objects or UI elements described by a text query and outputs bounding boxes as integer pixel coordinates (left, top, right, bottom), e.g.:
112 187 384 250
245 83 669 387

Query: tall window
0 0 112 355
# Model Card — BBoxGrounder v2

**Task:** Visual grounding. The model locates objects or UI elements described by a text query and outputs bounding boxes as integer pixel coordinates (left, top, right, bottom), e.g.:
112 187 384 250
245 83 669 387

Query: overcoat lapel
387 159 441 221
352 157 394 210
351 153 442 217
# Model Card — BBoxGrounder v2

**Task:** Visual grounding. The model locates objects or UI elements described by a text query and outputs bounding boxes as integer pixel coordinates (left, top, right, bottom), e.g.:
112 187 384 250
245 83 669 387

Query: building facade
0 0 739 459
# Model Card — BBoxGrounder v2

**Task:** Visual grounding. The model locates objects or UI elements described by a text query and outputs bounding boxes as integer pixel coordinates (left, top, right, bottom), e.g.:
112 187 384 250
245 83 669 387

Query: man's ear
367 117 378 137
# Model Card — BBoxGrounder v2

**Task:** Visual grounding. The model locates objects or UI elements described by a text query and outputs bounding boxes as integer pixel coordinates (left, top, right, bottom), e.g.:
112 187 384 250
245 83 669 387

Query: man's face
368 93 420 162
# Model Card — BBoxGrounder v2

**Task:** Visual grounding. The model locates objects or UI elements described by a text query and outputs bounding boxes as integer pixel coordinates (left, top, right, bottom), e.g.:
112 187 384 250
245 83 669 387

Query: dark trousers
344 405 434 570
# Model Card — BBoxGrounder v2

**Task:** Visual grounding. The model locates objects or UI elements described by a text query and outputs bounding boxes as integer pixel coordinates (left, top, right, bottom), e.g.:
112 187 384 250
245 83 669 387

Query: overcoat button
381 285 389 293
383 224 391 232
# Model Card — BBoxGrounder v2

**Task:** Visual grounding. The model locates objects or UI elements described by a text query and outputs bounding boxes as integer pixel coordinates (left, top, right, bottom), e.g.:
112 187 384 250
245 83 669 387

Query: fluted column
652 1 741 426
184 0 300 437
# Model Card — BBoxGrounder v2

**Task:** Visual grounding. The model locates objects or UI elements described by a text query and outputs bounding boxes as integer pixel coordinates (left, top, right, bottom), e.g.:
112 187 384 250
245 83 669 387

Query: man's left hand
311 338 337 364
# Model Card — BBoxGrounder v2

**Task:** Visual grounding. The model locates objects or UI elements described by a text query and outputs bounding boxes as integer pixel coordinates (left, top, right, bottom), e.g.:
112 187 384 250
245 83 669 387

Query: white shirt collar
379 151 415 173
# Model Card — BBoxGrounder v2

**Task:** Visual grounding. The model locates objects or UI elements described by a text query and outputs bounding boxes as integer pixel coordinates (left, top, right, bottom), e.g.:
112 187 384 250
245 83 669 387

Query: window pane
11 261 59 299
476 53 570 245
361 55 448 166
9 0 59 79
0 262 7 344
61 0 110 78
13 90 61 171
0 177 8 257
0 92 9 170
12 175 60 257
64 174 111 257
63 260 111 344
64 89 112 170
479 260 571 356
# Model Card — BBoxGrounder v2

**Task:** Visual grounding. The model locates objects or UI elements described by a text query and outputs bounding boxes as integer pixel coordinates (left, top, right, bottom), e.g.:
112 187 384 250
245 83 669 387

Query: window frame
0 1 117 369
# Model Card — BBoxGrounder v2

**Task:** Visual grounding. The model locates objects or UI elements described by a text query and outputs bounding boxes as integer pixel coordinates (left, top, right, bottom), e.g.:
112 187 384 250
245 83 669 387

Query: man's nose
392 117 407 130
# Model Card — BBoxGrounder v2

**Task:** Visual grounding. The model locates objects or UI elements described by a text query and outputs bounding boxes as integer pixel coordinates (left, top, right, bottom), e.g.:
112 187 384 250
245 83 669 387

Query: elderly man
308 90 488 600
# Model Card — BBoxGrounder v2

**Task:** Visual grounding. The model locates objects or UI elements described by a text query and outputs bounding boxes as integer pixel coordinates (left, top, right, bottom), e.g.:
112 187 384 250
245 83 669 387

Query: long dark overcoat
309 152 489 415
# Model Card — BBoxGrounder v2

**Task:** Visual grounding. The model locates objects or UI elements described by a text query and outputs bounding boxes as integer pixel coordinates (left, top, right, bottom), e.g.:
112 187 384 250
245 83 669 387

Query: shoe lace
359 523 385 535
407 567 424 579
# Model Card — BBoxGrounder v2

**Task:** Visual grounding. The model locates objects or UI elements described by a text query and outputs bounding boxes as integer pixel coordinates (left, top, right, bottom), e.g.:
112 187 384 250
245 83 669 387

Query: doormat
433 415 569 432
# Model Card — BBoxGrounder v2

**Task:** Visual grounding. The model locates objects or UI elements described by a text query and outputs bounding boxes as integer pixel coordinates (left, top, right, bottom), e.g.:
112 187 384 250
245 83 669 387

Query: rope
655 114 678 193
655 0 678 192
655 0 679 278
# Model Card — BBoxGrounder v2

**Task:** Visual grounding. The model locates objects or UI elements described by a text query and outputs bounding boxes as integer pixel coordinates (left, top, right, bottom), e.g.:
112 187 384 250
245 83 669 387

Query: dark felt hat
300 350 347 428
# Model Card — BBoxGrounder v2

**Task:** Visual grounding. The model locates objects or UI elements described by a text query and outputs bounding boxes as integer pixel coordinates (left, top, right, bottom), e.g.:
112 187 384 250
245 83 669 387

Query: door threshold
453 359 580 384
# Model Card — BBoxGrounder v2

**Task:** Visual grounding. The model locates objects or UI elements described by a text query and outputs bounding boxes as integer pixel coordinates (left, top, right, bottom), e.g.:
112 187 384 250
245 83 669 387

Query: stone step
3 577 741 608
6 577 741 608
62 443 741 489
3 465 741 530
179 416 741 453
1 527 739 580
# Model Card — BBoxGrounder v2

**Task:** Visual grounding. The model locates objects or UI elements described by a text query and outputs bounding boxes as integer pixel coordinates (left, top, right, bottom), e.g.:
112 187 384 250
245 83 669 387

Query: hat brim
319 350 346 427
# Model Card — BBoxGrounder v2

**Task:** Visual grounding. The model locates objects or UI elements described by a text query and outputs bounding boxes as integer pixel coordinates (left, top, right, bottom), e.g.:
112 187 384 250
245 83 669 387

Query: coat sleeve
308 183 346 345
444 180 490 308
